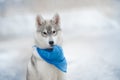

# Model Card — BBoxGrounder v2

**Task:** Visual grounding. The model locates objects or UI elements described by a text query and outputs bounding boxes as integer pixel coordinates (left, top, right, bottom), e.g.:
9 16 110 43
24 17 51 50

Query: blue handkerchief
34 45 67 72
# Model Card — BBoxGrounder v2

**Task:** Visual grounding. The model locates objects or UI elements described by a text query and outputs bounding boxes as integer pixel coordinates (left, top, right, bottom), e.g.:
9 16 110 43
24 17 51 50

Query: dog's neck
34 39 40 48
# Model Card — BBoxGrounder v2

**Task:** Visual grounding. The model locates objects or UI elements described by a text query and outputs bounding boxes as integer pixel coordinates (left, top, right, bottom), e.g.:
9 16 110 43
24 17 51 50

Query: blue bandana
34 45 67 72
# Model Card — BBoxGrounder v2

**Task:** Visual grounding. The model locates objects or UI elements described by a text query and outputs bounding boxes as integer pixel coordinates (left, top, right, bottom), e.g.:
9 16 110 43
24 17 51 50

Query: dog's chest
35 58 61 79
29 47 64 80
37 58 58 73
33 48 58 74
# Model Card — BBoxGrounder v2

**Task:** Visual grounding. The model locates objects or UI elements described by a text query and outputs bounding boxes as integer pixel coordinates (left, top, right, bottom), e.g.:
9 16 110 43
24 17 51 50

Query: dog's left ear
52 13 60 25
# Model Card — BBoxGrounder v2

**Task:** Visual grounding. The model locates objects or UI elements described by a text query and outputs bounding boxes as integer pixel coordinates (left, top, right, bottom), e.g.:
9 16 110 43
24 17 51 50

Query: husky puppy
26 14 66 80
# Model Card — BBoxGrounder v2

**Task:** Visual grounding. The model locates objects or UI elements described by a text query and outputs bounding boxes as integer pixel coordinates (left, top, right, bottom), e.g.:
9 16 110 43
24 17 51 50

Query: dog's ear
36 15 44 26
52 13 60 25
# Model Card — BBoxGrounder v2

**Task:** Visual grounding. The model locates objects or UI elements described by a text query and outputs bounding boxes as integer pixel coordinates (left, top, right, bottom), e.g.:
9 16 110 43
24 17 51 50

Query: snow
0 8 120 80
64 35 120 80
0 14 35 39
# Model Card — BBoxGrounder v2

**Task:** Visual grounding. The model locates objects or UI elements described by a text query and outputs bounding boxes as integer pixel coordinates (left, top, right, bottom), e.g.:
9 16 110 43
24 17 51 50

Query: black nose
49 41 54 46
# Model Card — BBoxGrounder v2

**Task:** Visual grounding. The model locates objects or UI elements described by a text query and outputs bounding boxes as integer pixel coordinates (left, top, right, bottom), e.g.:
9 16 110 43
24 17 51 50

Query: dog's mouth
50 44 54 47
47 46 54 50
49 44 54 48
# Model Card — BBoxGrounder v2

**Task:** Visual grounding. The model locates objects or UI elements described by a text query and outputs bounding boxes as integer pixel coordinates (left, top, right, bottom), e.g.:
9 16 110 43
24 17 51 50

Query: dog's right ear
36 15 44 26
52 13 60 25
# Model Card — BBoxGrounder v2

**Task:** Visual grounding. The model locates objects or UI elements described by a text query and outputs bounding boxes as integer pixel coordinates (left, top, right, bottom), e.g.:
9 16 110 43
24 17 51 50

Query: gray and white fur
26 14 65 80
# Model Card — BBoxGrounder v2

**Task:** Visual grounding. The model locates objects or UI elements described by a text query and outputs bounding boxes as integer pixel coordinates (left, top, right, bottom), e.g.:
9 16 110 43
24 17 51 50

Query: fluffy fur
26 14 65 80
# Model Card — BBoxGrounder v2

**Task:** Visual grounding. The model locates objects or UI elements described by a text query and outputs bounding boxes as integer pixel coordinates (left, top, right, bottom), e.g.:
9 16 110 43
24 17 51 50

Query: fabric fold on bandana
34 45 67 72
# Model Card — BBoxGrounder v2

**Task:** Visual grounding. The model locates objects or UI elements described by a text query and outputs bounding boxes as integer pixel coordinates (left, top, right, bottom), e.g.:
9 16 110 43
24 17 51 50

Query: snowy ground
0 8 120 80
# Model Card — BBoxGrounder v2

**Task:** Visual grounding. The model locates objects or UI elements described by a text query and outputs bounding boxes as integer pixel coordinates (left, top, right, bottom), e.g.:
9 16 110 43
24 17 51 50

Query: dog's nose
49 41 54 46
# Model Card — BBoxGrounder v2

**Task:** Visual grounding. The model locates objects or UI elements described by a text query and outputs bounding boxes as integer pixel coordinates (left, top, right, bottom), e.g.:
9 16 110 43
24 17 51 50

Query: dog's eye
43 32 47 35
52 31 56 34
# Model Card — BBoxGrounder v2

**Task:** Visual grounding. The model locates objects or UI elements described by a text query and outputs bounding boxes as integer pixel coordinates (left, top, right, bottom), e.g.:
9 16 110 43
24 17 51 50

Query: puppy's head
35 14 63 49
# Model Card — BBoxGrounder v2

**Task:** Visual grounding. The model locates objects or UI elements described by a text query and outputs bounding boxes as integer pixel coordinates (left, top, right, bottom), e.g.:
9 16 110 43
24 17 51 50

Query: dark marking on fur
47 26 52 34
31 55 35 66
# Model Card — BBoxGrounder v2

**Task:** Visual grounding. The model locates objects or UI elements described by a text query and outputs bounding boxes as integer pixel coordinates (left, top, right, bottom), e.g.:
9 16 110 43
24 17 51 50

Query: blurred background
0 0 120 80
